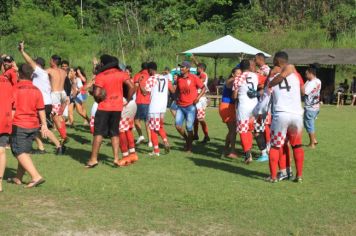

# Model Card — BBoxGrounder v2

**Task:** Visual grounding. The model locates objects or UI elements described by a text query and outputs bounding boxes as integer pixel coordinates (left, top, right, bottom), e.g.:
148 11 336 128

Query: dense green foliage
1 106 356 235
0 0 355 78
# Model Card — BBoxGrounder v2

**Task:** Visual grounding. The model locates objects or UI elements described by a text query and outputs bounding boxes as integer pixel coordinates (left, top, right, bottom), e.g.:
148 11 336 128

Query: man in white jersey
18 42 65 155
268 51 305 183
232 59 259 164
304 64 321 149
144 62 174 156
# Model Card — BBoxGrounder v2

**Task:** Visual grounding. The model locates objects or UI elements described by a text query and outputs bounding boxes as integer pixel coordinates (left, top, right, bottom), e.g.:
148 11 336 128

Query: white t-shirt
146 74 170 114
33 66 52 105
232 71 258 110
271 73 303 115
304 78 321 110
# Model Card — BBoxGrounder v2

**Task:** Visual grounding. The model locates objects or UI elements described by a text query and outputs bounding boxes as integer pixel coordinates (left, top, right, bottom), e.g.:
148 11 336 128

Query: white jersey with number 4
272 73 303 115
233 71 258 110
146 74 170 114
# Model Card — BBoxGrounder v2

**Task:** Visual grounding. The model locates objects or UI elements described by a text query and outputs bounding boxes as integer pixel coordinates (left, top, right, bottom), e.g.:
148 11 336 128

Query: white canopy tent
182 35 271 78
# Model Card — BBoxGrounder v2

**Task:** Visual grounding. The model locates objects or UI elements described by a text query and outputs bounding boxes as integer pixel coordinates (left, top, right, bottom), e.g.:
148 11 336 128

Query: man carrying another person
86 55 135 168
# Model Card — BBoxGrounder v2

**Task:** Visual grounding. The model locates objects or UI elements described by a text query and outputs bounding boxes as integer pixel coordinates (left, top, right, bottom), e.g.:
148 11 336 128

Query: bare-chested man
46 55 68 143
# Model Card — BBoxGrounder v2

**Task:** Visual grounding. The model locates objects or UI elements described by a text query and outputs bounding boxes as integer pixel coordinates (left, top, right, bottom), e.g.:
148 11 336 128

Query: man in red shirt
0 61 14 192
133 62 152 146
175 61 206 152
1 56 18 86
10 63 48 188
86 55 135 168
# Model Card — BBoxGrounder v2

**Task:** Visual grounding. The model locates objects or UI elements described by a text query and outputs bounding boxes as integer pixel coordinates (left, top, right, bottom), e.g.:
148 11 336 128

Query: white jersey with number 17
146 74 170 114
272 73 303 115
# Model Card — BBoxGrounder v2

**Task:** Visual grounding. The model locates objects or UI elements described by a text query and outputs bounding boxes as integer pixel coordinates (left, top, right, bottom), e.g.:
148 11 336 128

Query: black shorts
0 134 9 147
11 126 38 157
135 104 149 121
94 110 121 137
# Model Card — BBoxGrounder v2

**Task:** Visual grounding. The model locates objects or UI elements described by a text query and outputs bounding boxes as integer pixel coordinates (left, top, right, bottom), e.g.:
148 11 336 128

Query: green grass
1 105 356 235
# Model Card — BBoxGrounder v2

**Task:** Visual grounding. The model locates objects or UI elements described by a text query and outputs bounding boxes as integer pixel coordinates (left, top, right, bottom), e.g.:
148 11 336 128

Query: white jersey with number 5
146 74 169 114
233 71 258 110
272 73 303 115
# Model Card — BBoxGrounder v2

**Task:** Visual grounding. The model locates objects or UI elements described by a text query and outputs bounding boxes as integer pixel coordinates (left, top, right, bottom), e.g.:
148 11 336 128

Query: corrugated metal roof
266 49 356 65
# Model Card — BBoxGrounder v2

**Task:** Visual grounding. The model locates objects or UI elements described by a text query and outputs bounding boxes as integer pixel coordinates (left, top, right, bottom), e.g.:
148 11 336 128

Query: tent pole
214 57 217 80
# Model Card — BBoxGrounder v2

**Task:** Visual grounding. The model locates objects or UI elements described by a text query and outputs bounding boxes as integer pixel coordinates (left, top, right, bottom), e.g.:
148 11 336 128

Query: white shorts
270 112 303 148
51 91 67 115
236 106 255 133
121 100 137 120
196 97 208 120
148 113 165 131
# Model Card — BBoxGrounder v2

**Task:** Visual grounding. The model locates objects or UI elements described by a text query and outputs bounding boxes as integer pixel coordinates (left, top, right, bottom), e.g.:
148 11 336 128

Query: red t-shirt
3 68 18 86
177 73 204 107
95 68 129 112
0 76 14 134
12 80 45 129
133 70 150 104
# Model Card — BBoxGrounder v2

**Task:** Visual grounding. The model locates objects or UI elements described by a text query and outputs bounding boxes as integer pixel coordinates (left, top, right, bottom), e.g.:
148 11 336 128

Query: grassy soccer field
1 105 355 235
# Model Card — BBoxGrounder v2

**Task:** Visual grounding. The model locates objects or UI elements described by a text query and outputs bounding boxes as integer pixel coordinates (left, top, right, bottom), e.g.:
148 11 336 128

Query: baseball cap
35 57 45 68
3 55 14 63
178 61 191 68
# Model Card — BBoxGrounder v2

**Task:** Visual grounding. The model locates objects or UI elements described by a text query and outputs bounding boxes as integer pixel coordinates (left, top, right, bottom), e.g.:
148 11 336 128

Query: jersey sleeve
133 72 140 84
296 72 304 87
145 76 155 92
232 76 240 91
200 73 207 82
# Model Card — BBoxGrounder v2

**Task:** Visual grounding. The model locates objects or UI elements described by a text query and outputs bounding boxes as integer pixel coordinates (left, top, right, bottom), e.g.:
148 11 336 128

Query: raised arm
269 64 295 88
18 41 37 69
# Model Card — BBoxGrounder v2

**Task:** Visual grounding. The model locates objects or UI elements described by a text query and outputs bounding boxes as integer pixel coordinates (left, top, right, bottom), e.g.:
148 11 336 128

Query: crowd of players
0 41 322 191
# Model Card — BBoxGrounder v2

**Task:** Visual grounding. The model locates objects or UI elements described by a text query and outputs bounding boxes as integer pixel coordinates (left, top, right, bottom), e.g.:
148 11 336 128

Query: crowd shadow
188 157 267 180
66 145 115 167
69 133 91 145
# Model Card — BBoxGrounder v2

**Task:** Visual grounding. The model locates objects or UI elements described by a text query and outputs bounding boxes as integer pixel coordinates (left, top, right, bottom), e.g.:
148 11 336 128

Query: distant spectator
336 82 346 107
350 76 356 106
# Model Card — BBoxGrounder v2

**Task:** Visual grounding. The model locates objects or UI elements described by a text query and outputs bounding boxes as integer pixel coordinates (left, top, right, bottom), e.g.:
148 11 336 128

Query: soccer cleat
226 153 238 159
277 171 289 181
294 177 303 183
148 142 153 148
244 152 253 164
193 135 199 141
128 153 139 163
55 146 66 155
256 153 268 162
149 152 160 157
201 136 210 143
135 136 145 145
117 157 131 167
265 176 278 183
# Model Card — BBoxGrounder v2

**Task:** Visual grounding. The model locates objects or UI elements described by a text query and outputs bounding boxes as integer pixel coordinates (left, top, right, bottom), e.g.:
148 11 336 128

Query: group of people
0 40 323 192
218 52 322 182
336 78 356 106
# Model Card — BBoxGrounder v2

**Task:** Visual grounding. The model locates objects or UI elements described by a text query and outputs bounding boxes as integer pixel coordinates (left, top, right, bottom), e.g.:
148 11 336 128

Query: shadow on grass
188 157 267 179
66 145 115 167
69 133 92 145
